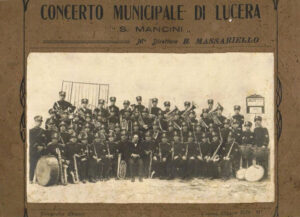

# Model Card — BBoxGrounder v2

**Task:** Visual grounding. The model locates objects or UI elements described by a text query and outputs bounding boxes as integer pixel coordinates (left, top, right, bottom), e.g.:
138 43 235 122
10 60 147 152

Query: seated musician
206 131 221 179
65 132 80 183
219 132 240 179
106 132 120 179
77 132 89 183
142 131 156 178
186 132 198 179
46 132 68 185
171 131 185 179
128 134 144 182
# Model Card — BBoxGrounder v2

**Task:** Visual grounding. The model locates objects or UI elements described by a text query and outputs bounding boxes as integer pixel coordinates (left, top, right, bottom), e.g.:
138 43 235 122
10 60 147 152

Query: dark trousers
129 157 144 178
187 158 197 178
220 160 233 178
87 158 98 181
29 156 38 181
102 158 112 178
78 159 88 181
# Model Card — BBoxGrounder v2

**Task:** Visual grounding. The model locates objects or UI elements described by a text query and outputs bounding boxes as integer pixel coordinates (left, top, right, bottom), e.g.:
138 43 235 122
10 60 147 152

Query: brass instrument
56 148 67 185
73 154 79 183
171 142 175 160
208 102 223 125
158 143 162 162
120 115 129 131
117 153 121 178
148 98 152 114
153 130 159 140
138 112 146 126
185 142 189 158
165 106 179 121
148 151 153 178
181 102 197 118
224 139 236 160
210 139 223 162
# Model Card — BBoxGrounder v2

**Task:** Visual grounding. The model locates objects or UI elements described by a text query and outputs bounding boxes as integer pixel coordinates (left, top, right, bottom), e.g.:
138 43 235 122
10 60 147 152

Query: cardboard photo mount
0 0 299 217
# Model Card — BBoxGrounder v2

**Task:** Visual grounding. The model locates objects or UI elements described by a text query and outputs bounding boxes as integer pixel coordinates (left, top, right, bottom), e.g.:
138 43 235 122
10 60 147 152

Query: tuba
165 106 179 121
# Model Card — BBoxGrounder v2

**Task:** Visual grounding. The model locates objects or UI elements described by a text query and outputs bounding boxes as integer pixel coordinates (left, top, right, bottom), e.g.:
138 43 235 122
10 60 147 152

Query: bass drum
35 155 59 186
245 165 264 182
236 168 247 180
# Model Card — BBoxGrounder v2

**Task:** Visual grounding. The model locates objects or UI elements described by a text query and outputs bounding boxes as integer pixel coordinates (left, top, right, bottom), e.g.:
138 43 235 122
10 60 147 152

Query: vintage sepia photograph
26 53 275 203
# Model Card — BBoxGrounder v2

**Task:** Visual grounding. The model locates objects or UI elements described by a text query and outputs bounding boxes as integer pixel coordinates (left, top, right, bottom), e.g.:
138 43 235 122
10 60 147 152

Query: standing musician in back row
93 99 109 124
232 105 244 129
77 98 92 123
53 91 75 114
133 96 145 113
150 98 162 117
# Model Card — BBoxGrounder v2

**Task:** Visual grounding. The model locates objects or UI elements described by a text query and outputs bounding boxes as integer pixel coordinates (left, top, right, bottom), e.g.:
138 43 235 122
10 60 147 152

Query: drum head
245 165 264 182
236 168 246 180
118 160 127 179
36 156 59 186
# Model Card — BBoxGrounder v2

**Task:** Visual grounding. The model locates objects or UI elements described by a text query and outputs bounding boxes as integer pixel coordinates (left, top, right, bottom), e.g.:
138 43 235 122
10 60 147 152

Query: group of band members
29 91 270 185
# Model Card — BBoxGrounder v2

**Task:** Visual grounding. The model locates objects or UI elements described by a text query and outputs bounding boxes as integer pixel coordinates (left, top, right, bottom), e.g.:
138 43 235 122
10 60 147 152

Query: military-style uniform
29 116 47 181
171 135 186 178
53 91 75 113
142 133 156 177
253 116 269 176
64 133 80 183
128 136 144 181
150 98 162 117
186 136 198 178
232 105 244 128
219 135 240 178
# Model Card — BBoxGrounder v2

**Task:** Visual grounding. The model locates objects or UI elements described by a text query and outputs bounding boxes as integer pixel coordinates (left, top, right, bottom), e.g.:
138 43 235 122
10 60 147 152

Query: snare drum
35 155 59 186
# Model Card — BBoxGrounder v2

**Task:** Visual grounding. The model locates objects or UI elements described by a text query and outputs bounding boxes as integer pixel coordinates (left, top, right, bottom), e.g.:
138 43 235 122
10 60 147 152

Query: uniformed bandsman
186 132 198 179
29 116 47 182
253 116 269 176
232 105 244 128
207 99 214 112
150 98 161 117
128 134 144 182
53 91 75 114
162 101 171 116
136 96 146 112
241 121 255 167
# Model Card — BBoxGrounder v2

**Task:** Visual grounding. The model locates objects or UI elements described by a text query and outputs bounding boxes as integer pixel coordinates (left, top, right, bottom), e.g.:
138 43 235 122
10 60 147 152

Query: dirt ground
27 178 274 203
